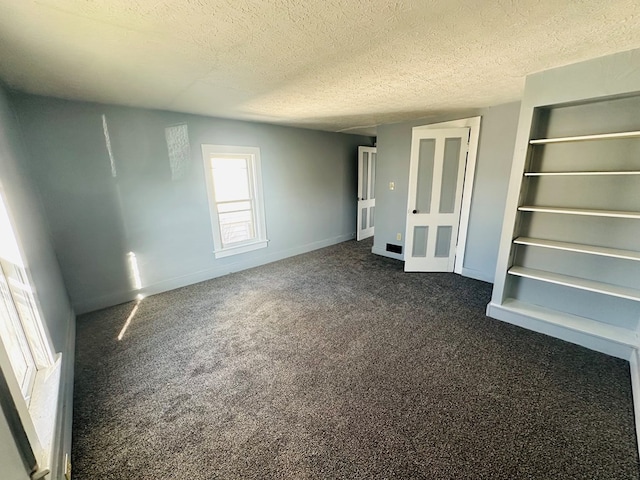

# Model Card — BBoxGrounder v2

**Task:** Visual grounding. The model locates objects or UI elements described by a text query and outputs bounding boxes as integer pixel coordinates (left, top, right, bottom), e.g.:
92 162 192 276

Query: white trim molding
486 301 635 360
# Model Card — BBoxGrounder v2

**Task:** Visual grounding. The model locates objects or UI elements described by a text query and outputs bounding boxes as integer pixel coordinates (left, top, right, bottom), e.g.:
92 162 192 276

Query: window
0 189 60 477
202 145 268 258
0 192 54 403
0 266 37 400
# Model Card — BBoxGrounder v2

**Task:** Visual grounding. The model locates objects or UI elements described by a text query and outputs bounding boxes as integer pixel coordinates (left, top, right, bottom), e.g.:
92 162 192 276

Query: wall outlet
389 181 395 190
65 453 72 480
396 233 402 241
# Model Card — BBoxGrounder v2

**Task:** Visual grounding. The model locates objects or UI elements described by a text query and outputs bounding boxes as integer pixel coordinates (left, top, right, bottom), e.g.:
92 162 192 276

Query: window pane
361 208 367 230
370 153 376 199
369 206 375 228
435 226 452 257
219 210 255 246
202 145 267 256
0 273 35 396
412 226 428 257
361 153 369 200
211 157 251 202
416 139 435 213
439 138 461 213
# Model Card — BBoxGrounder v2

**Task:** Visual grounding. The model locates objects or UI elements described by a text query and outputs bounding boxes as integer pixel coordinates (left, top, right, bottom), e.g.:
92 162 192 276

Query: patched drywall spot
165 124 191 180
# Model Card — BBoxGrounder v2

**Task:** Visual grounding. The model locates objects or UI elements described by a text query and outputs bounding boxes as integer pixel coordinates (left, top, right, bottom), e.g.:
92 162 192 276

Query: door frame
411 116 481 275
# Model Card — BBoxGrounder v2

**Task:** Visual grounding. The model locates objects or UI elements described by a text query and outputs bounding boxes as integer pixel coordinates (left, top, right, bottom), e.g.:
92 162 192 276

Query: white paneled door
357 146 376 241
404 128 469 272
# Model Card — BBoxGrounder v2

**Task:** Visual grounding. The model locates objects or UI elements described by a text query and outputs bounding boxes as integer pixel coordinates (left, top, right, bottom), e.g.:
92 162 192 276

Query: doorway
357 146 376 241
404 116 481 273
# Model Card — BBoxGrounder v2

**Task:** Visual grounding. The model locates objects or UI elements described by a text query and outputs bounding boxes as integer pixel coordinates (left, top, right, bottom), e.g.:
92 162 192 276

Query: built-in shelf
524 171 640 177
518 206 640 219
508 266 640 302
496 299 640 348
513 237 640 261
530 130 640 144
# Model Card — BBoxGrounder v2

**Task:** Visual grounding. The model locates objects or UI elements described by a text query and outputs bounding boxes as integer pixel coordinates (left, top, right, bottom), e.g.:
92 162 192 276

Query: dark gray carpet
73 239 639 479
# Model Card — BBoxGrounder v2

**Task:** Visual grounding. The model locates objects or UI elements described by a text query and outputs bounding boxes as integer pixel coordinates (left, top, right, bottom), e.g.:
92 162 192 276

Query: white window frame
0 188 61 477
201 145 268 258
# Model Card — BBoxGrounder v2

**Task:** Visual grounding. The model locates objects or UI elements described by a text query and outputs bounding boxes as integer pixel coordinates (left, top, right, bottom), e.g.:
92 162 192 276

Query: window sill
214 239 268 259
28 354 62 479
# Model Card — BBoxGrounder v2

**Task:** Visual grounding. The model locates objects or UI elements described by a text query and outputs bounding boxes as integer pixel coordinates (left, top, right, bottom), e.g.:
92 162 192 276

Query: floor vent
386 243 402 254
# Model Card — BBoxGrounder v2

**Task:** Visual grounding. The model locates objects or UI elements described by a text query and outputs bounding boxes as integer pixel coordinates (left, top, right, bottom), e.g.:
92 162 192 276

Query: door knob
412 209 418 214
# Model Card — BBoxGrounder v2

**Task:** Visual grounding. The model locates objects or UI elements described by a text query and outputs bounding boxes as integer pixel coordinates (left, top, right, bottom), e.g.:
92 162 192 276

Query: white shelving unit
486 49 640 460
524 171 640 177
507 266 640 303
507 125 640 341
529 130 640 144
488 82 640 361
513 237 640 262
498 299 640 349
517 206 640 219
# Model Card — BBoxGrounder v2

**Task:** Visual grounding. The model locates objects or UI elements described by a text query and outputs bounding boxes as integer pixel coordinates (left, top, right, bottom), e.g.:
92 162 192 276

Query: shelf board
530 130 640 144
514 237 640 261
508 266 640 302
524 171 640 177
518 206 640 219
497 299 640 348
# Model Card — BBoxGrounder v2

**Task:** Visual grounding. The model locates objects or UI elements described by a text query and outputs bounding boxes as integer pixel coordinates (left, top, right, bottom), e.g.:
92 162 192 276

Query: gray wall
11 94 374 313
373 102 521 282
0 86 74 480
0 90 73 351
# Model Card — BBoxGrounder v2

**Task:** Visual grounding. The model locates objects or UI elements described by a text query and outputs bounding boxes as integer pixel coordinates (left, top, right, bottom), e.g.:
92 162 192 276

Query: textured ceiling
1 1 640 136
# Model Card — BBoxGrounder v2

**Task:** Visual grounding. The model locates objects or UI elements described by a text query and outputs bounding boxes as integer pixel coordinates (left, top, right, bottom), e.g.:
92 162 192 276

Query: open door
404 128 469 272
357 146 376 241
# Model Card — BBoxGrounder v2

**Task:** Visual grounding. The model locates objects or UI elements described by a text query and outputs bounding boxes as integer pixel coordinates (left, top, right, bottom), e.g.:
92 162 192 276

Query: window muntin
202 145 268 257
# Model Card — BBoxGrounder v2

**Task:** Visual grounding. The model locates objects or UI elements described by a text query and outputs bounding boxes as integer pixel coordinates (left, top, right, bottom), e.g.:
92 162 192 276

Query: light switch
389 181 395 190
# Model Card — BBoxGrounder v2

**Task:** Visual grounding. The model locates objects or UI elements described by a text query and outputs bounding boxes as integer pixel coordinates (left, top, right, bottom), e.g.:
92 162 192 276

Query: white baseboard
371 246 403 261
486 302 633 360
629 349 640 463
75 233 356 314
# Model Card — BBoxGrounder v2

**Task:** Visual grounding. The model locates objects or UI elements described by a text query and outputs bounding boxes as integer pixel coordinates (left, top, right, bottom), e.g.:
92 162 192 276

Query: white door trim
413 116 481 275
